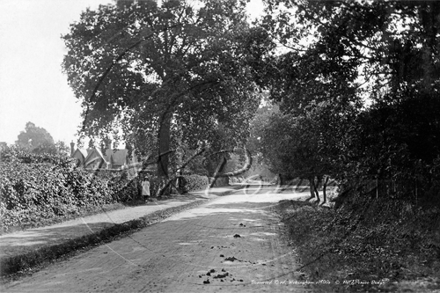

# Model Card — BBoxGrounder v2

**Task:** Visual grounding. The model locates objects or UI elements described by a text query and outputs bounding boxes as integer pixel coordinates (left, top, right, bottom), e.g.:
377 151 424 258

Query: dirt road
3 186 311 293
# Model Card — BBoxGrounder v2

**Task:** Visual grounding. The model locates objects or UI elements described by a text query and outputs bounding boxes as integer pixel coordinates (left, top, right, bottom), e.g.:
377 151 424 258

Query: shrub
209 176 229 187
280 195 440 292
178 174 209 193
106 173 141 202
0 150 116 232
147 175 162 197
0 146 68 165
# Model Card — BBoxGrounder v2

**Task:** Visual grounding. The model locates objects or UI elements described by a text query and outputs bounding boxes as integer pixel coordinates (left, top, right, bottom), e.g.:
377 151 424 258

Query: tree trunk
322 176 329 204
157 111 172 195
294 178 305 192
313 176 321 204
278 174 285 185
209 156 228 188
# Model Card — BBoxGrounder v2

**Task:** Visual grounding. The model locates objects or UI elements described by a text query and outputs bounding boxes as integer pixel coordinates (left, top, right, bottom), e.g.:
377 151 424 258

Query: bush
0 146 68 165
209 176 229 187
147 175 161 197
178 174 209 193
278 193 440 292
106 173 141 202
0 150 117 232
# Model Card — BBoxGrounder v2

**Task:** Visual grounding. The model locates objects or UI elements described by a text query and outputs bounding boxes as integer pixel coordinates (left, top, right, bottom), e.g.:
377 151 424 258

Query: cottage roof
105 149 128 166
71 145 130 169
73 148 89 159
85 148 108 165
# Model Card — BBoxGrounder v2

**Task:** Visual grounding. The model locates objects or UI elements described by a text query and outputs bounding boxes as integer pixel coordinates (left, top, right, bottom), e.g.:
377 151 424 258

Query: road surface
3 186 311 293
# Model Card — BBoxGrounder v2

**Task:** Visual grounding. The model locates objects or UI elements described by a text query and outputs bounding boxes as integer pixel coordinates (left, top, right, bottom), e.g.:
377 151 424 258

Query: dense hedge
178 174 209 193
99 170 141 202
0 148 211 232
209 176 230 187
0 148 127 232
0 162 116 232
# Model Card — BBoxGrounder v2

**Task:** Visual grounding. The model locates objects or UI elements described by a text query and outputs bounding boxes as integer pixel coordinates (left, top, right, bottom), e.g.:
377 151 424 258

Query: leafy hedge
0 147 211 232
99 170 141 202
0 148 121 232
209 176 230 187
178 174 209 193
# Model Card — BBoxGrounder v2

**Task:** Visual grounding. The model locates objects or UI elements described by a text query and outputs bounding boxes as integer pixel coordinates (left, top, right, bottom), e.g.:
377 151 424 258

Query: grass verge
275 196 440 292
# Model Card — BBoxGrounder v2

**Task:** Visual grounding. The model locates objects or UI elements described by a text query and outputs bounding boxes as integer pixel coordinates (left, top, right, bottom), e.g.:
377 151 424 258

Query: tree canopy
62 0 271 179
263 0 440 104
16 122 56 154
15 122 70 156
62 0 440 201
255 0 440 202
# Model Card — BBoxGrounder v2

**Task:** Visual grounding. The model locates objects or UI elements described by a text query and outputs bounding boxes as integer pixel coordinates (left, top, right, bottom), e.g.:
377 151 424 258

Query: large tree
15 122 57 154
260 0 440 202
62 0 269 188
263 0 440 104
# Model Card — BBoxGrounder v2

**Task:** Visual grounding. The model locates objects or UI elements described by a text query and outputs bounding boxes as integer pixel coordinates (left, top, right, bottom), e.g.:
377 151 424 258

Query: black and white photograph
1 0 439 292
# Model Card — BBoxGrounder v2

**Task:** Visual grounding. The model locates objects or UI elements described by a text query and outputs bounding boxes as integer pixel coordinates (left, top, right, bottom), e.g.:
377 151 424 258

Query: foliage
15 122 55 153
178 146 208 176
178 174 209 194
332 92 440 204
1 146 72 166
260 113 315 179
13 122 70 157
354 93 440 173
264 0 440 100
62 0 266 180
246 98 279 156
54 141 71 157
0 149 147 232
105 171 141 202
148 174 162 197
259 104 355 189
0 161 113 231
276 196 440 292
256 0 440 204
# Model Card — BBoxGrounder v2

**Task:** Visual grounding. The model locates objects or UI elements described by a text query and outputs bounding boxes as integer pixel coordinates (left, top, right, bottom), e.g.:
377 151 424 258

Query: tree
352 93 440 196
16 122 57 154
0 142 7 151
264 0 440 101
259 0 440 114
55 141 71 157
246 96 279 155
261 0 440 203
260 113 317 198
259 100 359 204
62 0 268 193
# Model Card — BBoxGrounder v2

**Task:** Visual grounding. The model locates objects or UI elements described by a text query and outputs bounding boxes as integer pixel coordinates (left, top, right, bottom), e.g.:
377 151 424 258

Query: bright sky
0 0 264 146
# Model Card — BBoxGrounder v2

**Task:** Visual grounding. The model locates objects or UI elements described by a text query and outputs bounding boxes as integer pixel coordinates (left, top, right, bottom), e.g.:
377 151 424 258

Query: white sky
0 0 264 145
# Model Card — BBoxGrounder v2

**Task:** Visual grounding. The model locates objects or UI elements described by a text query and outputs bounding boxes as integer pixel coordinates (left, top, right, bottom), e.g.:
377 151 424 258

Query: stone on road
3 186 309 293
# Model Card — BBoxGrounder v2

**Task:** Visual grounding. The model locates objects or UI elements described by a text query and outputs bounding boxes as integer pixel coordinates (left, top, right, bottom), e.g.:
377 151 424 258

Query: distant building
70 141 128 170
71 147 89 167
105 148 128 169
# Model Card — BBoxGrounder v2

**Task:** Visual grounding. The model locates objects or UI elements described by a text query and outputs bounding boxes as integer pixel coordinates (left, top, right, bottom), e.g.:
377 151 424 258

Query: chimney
70 141 75 156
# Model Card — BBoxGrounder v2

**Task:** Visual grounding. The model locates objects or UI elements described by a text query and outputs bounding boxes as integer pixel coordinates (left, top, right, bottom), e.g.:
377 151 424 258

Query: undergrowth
277 195 440 292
